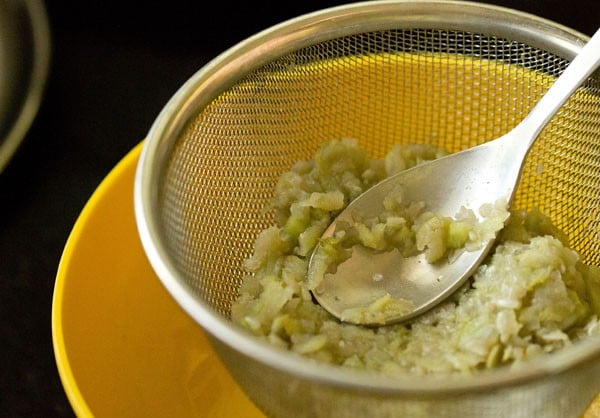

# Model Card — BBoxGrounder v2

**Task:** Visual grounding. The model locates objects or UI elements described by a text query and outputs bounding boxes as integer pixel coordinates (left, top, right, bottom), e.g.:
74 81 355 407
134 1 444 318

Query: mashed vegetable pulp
232 139 600 375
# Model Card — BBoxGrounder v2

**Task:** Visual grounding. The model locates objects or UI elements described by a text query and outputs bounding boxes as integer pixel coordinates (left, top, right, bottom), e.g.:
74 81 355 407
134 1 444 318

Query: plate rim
51 142 143 417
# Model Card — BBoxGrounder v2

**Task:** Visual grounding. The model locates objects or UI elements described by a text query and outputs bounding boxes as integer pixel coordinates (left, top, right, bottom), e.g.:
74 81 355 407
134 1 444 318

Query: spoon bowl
310 27 600 326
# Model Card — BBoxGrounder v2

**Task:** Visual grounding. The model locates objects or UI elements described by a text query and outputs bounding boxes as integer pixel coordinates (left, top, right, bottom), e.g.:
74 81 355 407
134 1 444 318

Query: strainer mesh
159 29 600 317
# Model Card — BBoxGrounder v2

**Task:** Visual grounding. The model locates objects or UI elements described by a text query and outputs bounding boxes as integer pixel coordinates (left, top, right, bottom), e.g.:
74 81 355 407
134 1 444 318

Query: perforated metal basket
134 1 600 417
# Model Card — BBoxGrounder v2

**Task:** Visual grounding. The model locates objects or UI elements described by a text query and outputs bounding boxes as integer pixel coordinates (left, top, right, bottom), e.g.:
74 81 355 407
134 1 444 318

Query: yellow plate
51 143 600 417
51 143 264 417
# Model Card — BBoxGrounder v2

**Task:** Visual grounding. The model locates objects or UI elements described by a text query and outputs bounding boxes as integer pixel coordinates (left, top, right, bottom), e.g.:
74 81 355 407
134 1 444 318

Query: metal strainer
134 1 600 417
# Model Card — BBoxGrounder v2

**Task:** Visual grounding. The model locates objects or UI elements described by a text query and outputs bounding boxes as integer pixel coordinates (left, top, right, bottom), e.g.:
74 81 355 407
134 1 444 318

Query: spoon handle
516 28 600 148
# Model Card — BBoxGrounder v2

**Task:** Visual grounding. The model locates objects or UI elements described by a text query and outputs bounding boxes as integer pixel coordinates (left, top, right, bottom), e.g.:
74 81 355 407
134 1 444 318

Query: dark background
0 1 597 416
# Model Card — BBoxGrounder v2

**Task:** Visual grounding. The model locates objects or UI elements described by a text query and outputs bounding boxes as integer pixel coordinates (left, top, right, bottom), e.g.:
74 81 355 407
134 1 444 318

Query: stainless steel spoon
309 28 600 326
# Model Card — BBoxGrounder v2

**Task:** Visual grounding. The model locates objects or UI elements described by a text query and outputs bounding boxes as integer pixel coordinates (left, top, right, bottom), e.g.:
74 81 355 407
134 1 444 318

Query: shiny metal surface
0 0 50 172
311 28 600 325
134 1 600 417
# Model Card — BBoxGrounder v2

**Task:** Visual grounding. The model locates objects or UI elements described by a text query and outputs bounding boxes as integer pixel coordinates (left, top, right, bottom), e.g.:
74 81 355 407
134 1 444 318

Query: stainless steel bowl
134 1 600 417
0 0 50 172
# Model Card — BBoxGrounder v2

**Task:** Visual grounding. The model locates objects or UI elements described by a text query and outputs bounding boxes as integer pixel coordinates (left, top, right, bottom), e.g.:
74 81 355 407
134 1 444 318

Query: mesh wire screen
160 29 600 317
